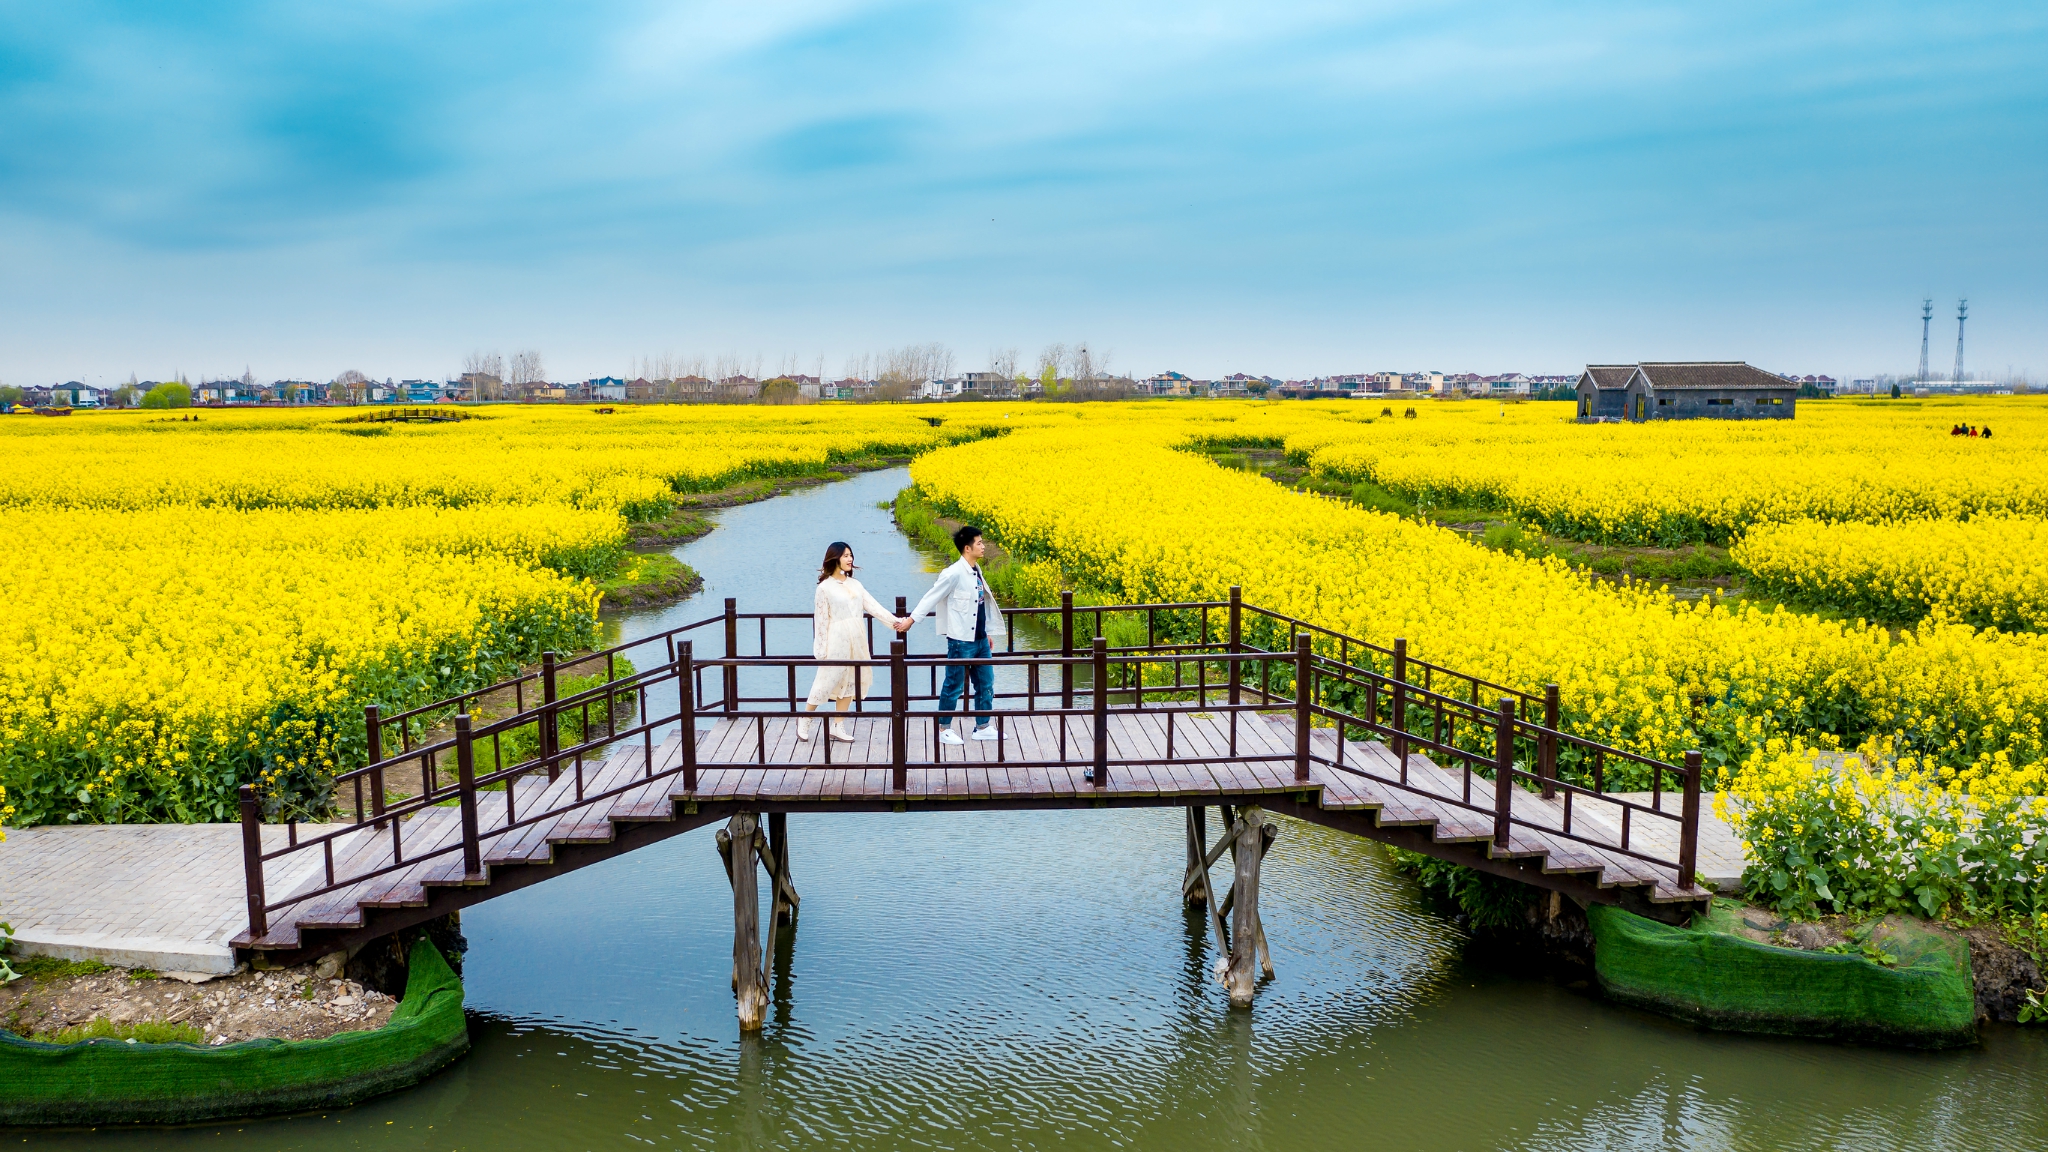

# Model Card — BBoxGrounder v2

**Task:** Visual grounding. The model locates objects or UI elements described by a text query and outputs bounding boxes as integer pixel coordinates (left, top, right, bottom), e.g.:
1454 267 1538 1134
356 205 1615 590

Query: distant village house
1576 362 1796 421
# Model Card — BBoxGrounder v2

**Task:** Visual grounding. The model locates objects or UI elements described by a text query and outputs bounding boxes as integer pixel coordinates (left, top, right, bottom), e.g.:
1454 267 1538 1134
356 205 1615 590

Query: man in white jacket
910 524 1005 745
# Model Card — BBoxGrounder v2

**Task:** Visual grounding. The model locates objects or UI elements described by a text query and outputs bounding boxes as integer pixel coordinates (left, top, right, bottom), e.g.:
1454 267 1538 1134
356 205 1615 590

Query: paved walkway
0 824 345 976
1602 793 1744 891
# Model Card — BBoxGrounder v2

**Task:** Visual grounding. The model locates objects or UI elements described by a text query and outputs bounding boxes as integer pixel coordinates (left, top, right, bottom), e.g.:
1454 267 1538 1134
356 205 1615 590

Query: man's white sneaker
939 730 966 746
971 727 999 742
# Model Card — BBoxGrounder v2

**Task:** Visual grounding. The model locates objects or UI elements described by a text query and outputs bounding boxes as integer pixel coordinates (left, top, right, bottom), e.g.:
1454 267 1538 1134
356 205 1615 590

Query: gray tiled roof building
1576 361 1796 421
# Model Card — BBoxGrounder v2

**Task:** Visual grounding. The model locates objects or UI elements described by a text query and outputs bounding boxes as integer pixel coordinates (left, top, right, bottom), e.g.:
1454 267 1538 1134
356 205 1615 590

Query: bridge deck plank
278 806 465 935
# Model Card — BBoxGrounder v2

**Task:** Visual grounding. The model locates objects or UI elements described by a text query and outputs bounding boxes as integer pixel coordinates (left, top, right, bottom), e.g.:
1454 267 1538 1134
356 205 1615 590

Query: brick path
0 824 345 976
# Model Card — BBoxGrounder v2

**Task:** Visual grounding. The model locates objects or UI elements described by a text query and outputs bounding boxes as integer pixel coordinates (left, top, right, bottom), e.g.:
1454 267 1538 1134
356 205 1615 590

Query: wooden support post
364 705 387 827
1679 750 1703 890
1293 634 1312 782
768 812 794 925
1390 638 1409 770
1254 822 1276 977
1061 590 1076 710
723 597 740 714
1539 683 1559 800
755 826 779 996
1091 636 1109 787
1226 585 1242 707
1183 806 1208 908
238 784 267 940
890 639 909 792
729 812 767 1031
1183 807 1241 902
1225 804 1264 1007
678 642 698 794
1183 809 1233 959
1217 822 1278 978
1492 699 1516 852
541 651 560 781
454 714 483 877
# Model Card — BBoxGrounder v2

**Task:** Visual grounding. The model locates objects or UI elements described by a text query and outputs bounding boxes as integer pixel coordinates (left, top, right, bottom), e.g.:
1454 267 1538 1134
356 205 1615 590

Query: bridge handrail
1304 652 1681 795
338 590 1690 839
1287 639 1699 888
240 592 1703 946
340 640 1693 843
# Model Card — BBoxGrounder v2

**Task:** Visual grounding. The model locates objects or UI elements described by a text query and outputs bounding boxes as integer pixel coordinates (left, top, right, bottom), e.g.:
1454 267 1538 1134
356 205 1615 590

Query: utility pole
1952 299 1968 385
1917 299 1932 384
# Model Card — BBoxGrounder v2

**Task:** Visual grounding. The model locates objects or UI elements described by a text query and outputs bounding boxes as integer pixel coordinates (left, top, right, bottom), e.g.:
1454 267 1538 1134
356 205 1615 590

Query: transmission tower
1917 299 1932 384
1952 299 1968 384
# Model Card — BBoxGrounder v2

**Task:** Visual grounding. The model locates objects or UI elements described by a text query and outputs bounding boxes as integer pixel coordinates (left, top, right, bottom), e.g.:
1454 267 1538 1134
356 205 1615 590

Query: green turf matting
1589 902 1976 1048
0 938 469 1126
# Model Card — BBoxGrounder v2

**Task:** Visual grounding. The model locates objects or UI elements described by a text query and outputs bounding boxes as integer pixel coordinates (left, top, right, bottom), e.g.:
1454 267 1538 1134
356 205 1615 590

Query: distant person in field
1983 426 1993 439
912 525 1004 746
800 542 911 743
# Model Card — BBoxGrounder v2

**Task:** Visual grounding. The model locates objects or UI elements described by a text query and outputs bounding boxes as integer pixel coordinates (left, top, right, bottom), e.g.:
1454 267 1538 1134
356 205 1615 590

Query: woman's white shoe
797 718 816 741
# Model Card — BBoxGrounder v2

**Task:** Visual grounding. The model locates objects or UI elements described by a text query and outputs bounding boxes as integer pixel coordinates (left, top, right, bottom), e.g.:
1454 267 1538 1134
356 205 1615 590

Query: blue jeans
937 636 994 729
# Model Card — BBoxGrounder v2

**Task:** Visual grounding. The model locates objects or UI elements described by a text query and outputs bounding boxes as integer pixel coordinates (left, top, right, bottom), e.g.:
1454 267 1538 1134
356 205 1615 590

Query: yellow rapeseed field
1286 396 2048 545
1733 515 2048 630
1718 738 2048 921
0 405 986 825
0 404 968 517
911 403 2048 779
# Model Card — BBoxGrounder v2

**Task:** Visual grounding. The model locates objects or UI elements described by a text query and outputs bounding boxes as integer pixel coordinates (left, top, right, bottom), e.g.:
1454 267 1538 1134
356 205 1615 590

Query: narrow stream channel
33 468 2048 1150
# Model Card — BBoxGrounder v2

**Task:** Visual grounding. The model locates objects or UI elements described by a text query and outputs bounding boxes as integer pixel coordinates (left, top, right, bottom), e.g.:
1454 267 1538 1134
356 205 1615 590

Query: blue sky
1 1 2042 384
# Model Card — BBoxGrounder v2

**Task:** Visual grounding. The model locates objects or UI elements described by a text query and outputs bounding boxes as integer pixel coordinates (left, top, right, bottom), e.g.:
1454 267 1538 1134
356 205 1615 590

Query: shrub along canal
28 468 2048 1150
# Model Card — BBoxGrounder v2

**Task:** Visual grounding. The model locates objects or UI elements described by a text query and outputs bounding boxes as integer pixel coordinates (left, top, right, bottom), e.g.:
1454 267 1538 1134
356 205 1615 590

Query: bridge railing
359 587 1543 787
240 590 1701 944
1295 643 1701 884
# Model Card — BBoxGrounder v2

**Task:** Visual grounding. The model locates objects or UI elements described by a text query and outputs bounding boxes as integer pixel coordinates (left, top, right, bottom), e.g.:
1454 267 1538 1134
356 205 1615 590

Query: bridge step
1269 719 1701 904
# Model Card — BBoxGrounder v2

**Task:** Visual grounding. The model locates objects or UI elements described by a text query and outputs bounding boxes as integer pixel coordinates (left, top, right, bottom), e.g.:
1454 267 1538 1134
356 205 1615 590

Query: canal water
29 468 2048 1150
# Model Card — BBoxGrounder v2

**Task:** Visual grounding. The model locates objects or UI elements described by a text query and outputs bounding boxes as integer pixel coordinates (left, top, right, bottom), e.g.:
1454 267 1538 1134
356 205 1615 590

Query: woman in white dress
801 542 911 741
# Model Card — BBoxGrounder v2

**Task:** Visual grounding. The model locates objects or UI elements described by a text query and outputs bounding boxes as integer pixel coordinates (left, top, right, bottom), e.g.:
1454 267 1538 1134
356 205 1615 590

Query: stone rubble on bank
1 955 396 1044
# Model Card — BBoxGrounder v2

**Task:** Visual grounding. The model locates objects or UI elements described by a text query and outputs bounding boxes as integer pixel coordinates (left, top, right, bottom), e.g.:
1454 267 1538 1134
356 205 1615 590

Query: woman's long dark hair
818 541 854 583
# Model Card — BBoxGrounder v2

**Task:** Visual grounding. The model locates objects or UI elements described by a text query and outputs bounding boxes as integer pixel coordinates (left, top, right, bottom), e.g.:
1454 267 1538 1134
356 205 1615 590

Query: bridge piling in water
726 812 768 1031
767 812 795 926
1225 804 1265 1007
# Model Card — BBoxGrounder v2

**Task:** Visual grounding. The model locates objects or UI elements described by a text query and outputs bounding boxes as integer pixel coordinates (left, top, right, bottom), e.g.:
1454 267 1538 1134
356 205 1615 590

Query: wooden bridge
234 591 1707 1026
